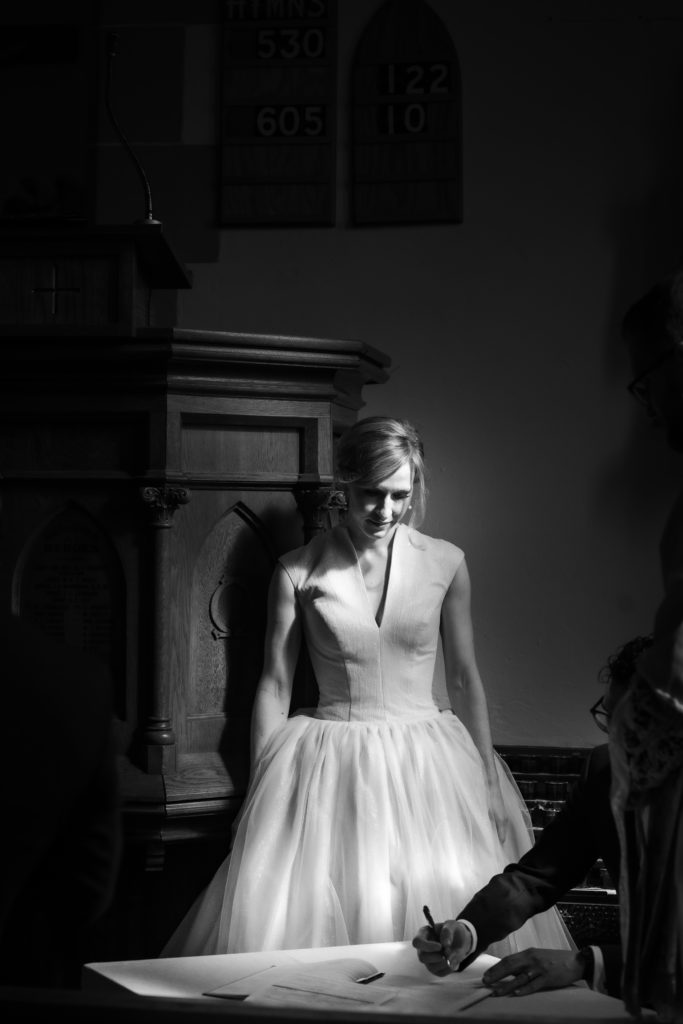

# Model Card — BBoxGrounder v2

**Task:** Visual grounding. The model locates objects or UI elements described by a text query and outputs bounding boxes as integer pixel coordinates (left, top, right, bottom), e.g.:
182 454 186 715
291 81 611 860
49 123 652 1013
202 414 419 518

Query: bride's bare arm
250 565 302 768
440 558 507 841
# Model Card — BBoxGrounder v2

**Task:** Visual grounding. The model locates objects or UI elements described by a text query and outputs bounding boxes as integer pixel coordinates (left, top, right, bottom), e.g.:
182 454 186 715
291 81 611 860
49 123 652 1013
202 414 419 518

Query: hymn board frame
351 0 462 226
219 0 338 226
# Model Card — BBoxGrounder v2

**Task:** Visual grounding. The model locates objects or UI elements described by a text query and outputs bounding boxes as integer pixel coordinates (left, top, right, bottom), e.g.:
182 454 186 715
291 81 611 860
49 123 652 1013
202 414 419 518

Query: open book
205 951 494 1014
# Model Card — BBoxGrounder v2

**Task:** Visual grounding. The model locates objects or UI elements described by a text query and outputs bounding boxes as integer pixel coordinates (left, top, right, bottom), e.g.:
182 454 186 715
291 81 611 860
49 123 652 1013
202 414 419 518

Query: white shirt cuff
456 918 478 958
591 945 607 994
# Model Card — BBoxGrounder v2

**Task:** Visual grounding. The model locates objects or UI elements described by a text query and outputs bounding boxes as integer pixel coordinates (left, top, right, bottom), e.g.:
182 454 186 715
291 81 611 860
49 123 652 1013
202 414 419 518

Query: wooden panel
188 504 274 716
181 423 301 476
219 0 337 225
164 486 302 758
186 714 233 752
163 500 279 793
0 255 118 326
0 415 148 474
0 226 190 334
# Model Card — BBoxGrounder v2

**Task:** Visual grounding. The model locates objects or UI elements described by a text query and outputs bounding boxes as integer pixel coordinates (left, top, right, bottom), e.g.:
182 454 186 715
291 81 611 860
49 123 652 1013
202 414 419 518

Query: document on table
371 976 492 1015
205 953 493 1014
206 957 391 1003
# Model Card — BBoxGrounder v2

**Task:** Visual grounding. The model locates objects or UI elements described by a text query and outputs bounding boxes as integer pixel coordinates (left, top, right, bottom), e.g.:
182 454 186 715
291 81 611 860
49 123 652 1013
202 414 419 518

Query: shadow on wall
599 64 683 535
597 410 681 542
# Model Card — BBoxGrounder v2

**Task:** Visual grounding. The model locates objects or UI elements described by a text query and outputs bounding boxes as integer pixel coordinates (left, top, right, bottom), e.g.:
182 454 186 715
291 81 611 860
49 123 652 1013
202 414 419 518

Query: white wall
174 0 683 745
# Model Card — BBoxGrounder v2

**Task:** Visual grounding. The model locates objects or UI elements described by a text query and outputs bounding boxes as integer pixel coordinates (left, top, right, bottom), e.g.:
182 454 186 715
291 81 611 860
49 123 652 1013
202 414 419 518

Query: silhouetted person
0 613 121 987
610 272 683 1021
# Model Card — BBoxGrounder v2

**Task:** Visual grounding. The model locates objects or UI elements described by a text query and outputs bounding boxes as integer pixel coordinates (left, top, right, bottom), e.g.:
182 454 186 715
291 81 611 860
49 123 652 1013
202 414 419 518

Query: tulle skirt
162 710 572 956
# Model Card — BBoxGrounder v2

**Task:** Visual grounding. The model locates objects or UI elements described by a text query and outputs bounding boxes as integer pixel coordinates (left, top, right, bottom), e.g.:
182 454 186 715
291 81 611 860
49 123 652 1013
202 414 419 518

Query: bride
162 416 572 957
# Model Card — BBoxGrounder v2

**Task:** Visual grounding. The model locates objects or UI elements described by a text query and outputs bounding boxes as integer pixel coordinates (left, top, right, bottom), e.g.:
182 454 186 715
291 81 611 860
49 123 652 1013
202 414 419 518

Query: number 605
256 105 325 137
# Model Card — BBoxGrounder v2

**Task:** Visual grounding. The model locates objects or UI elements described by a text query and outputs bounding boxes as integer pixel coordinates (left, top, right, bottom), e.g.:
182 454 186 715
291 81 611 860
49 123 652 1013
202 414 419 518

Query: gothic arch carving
188 502 276 754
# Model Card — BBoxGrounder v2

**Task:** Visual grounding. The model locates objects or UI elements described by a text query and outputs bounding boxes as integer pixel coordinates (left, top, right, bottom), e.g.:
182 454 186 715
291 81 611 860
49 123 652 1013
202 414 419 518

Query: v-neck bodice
347 530 396 628
279 524 464 722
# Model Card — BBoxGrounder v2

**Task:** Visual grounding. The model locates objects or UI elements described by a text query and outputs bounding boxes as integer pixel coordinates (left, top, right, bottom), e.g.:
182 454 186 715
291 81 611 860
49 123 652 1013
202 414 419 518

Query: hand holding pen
412 905 472 976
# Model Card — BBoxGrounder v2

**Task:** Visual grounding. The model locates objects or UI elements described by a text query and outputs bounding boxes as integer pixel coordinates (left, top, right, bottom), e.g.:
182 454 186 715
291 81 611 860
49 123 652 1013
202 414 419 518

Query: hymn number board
352 0 462 225
220 0 337 226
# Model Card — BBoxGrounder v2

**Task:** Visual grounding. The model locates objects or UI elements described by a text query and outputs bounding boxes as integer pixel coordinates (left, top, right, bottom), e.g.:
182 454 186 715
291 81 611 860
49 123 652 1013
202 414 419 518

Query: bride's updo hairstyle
335 416 427 528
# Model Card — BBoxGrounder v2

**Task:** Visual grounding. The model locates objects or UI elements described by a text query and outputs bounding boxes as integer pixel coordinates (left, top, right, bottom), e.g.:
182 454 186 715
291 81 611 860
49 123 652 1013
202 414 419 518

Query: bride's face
346 461 413 544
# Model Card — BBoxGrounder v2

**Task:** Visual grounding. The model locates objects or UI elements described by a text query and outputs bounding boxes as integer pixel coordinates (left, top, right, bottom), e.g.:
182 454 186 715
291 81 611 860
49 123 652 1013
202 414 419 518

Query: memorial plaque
220 0 337 225
18 505 126 717
351 0 462 225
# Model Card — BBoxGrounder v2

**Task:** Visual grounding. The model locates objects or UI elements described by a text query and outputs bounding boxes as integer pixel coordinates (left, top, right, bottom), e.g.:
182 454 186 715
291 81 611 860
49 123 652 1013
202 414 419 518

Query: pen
422 904 438 936
423 904 454 969
357 971 385 984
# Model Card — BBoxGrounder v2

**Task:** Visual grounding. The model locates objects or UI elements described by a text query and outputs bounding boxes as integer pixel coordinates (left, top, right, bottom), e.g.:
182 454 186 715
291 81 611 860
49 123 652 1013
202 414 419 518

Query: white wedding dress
162 524 572 956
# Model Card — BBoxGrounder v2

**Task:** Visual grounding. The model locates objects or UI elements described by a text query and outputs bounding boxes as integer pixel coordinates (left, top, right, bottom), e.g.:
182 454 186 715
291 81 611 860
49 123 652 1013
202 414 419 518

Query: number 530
257 28 325 60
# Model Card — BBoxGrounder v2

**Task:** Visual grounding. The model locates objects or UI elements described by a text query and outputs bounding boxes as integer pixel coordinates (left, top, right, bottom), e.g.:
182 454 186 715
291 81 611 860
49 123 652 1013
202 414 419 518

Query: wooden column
139 484 191 773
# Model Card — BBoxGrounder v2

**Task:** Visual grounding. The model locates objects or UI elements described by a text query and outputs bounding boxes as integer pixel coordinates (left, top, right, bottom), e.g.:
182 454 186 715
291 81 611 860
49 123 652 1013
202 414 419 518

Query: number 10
383 103 426 134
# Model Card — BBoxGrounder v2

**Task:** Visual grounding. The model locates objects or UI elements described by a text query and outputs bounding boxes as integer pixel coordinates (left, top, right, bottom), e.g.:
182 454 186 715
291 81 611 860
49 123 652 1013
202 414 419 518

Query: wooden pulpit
0 223 191 332
0 224 390 956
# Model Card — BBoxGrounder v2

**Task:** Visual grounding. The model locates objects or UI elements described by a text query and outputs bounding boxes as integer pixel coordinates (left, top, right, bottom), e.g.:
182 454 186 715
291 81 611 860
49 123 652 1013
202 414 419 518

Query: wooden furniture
0 223 191 333
0 225 390 958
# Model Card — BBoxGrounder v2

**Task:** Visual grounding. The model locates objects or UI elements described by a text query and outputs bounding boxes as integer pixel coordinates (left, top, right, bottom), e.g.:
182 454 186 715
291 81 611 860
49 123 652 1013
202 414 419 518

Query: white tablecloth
83 940 640 1021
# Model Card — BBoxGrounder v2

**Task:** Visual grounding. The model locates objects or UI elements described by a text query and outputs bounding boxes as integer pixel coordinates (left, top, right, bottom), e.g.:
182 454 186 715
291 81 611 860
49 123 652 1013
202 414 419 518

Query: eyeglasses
627 346 678 412
590 696 609 733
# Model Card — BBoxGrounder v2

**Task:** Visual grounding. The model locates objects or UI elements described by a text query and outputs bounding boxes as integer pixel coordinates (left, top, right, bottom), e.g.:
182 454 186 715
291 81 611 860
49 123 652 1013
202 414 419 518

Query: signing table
82 941 643 1023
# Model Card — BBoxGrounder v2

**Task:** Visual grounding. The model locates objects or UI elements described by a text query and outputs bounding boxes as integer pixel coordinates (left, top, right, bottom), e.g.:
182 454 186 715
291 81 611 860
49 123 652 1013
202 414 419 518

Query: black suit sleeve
456 747 609 968
601 944 622 999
